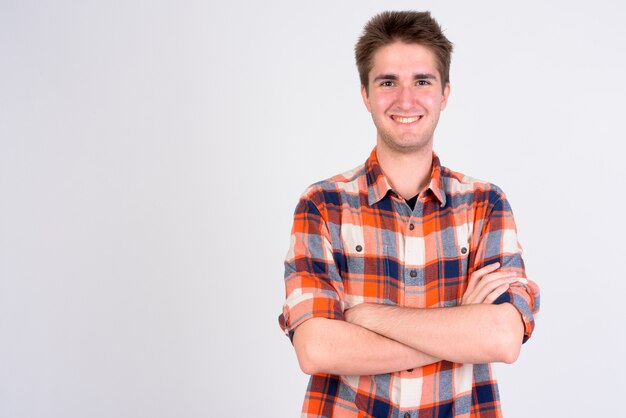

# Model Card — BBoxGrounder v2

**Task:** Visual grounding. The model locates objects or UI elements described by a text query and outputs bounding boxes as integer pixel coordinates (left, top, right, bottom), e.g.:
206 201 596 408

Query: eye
380 80 394 87
416 80 431 86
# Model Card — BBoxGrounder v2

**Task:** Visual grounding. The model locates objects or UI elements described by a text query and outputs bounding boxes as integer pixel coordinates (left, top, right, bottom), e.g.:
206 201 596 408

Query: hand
461 263 522 305
344 303 379 329
344 303 367 326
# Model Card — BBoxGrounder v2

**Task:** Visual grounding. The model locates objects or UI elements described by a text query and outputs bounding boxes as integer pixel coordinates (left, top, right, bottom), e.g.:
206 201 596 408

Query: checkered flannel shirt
279 148 540 418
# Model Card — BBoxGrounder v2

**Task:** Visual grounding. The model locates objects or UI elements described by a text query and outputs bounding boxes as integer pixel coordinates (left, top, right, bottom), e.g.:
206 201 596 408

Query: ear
440 83 451 111
360 84 372 113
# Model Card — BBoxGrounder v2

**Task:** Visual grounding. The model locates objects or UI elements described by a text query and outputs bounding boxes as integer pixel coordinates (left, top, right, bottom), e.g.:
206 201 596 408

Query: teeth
394 116 420 123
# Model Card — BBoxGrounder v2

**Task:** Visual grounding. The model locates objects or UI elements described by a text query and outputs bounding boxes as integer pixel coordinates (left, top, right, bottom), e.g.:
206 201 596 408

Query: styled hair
355 11 453 93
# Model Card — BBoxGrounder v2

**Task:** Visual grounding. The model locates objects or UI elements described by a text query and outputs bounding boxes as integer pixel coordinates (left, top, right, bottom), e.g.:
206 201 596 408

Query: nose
397 85 415 109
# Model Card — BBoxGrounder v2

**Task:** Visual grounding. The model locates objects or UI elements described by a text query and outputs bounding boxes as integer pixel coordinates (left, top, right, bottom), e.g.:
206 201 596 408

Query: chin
381 136 431 153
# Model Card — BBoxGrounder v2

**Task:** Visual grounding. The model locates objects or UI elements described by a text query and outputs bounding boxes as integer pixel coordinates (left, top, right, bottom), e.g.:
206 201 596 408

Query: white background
1 1 625 417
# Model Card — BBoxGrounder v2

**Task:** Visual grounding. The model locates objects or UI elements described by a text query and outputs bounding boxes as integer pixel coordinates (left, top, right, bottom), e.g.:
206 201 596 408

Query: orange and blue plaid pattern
279 148 540 418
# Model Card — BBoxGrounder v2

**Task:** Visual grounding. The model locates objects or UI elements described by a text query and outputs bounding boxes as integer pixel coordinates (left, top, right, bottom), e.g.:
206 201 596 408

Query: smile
391 115 422 124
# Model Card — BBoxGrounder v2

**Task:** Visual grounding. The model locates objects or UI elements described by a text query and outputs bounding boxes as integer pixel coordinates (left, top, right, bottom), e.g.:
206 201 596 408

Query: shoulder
440 165 508 206
298 162 367 205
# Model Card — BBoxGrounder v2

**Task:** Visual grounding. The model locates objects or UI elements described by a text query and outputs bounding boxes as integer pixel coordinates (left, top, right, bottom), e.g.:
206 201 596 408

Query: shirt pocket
382 245 400 304
342 238 390 307
437 233 470 307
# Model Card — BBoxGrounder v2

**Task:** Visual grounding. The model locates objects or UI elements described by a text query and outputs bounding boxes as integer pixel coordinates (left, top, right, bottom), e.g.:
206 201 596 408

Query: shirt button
409 224 415 231
410 270 417 278
404 413 411 418
461 246 468 254
356 245 362 252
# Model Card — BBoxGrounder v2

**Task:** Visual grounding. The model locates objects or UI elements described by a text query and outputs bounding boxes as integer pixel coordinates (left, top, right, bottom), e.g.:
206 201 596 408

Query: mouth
390 115 422 124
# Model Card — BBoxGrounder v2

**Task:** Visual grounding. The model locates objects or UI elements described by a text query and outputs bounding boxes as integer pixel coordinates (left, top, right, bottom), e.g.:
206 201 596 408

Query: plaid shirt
279 149 540 418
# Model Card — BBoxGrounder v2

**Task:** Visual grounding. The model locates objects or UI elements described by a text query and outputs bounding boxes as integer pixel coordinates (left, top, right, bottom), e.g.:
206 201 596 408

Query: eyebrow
414 73 438 81
372 73 438 82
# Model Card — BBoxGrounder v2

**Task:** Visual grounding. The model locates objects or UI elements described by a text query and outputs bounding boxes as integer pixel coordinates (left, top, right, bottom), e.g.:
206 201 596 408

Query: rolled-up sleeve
473 189 541 343
279 188 345 341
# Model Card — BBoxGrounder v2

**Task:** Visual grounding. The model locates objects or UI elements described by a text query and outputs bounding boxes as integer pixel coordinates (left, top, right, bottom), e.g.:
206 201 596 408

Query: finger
462 273 511 305
467 270 514 300
472 275 517 304
483 282 511 304
470 262 500 281
467 262 500 292
476 271 517 287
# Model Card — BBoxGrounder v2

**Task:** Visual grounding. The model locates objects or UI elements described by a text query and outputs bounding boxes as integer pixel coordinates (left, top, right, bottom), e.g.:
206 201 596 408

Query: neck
376 143 433 200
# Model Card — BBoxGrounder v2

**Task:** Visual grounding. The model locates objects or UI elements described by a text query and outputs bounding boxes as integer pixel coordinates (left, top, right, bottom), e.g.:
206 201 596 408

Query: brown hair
355 11 453 93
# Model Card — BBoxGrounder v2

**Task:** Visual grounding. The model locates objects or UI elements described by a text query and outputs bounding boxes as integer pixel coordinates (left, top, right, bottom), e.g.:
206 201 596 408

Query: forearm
346 303 524 364
292 317 440 376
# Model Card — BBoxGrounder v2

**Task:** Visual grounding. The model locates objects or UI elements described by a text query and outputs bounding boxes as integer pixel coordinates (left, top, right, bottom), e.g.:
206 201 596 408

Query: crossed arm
293 263 526 376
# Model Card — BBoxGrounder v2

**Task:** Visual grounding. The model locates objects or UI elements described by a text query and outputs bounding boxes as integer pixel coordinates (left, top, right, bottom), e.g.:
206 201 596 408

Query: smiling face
361 41 450 154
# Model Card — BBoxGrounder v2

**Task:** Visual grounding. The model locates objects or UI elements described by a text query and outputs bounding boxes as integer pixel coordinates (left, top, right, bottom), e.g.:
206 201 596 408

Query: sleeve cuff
279 294 345 342
493 287 535 343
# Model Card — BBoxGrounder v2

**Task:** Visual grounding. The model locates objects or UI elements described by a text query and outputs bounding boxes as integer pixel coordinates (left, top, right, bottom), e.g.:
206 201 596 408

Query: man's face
361 42 450 154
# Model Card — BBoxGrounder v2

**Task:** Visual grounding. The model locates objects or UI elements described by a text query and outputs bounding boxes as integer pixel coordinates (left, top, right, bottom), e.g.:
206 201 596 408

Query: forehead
369 42 439 79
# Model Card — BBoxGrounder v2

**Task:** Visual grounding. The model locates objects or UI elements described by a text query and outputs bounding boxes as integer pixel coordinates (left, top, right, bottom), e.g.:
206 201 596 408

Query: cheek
371 95 395 113
421 93 445 109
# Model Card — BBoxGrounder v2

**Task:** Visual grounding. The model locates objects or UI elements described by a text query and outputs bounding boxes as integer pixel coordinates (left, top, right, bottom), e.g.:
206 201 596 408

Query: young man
279 11 540 418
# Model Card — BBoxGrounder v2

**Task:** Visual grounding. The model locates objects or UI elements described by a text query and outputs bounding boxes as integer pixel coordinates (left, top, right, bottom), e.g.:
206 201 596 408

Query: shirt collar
366 148 447 207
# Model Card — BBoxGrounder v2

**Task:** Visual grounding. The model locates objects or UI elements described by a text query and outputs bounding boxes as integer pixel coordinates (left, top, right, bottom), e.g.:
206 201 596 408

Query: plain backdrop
1 1 625 417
